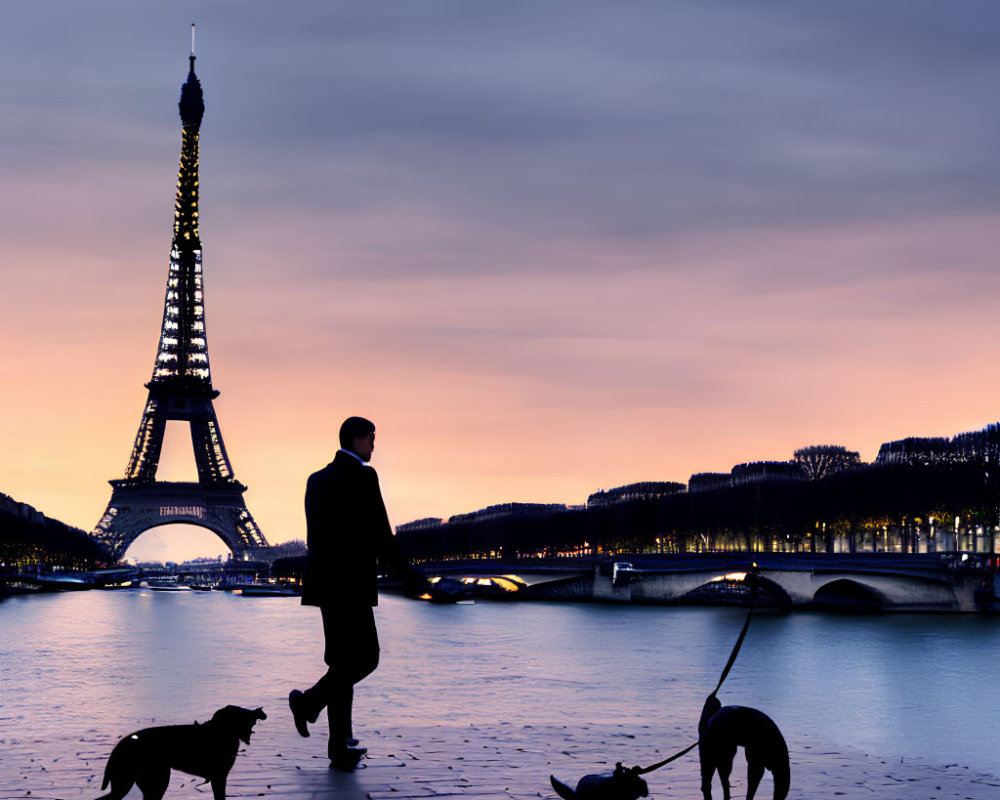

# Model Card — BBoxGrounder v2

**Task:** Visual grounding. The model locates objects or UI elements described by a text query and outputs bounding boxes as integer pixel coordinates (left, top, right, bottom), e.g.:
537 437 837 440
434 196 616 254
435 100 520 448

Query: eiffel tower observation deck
92 40 269 561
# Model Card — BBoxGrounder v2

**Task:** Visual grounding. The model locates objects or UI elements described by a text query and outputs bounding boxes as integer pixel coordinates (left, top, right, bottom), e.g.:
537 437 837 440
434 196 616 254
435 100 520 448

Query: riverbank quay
6 718 1000 800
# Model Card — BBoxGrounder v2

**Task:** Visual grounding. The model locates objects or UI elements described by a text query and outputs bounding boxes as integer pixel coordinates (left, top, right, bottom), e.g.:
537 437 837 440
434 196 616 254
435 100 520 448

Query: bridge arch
678 572 792 606
812 578 886 611
752 574 793 606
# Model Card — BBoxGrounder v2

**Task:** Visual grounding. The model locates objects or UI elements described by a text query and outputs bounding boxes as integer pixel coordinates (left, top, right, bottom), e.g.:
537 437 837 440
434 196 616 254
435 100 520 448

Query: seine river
3 589 1000 782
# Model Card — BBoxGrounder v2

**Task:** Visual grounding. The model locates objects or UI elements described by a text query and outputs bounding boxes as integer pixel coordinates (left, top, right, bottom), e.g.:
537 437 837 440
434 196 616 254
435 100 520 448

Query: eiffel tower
92 47 268 562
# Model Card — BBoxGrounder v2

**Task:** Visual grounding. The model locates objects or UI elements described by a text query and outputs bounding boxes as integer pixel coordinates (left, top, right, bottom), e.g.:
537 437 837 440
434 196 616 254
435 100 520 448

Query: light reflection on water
2 590 999 775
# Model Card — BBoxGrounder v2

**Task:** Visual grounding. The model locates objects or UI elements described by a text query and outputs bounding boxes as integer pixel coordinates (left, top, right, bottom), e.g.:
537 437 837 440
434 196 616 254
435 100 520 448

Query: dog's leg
699 751 717 800
716 746 737 800
210 773 228 800
744 758 765 800
135 767 171 800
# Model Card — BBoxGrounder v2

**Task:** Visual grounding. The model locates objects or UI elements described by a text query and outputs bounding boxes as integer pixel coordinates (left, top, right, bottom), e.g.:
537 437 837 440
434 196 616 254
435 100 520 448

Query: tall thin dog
94 705 266 800
698 695 789 800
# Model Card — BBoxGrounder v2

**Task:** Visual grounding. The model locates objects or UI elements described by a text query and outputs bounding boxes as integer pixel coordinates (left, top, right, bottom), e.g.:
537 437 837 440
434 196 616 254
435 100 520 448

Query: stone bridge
426 553 996 611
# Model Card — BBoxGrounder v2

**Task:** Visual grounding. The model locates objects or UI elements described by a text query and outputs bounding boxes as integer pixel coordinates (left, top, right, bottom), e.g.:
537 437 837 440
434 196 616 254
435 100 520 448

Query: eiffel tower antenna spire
92 43 268 561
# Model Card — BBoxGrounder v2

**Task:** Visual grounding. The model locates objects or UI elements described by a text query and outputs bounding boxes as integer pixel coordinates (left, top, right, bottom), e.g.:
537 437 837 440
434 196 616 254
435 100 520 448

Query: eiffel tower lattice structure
92 49 268 562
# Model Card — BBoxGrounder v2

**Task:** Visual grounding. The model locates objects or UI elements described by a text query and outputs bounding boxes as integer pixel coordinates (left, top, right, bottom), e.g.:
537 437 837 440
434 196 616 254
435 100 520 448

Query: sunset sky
3 2 1000 562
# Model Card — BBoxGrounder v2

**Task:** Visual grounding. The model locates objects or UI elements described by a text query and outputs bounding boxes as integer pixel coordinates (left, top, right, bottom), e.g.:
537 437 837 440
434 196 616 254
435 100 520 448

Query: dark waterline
1 590 998 779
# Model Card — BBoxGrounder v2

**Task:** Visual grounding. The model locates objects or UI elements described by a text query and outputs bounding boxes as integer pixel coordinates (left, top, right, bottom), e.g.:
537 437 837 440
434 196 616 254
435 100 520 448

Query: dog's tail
100 754 112 791
99 739 126 792
549 775 577 800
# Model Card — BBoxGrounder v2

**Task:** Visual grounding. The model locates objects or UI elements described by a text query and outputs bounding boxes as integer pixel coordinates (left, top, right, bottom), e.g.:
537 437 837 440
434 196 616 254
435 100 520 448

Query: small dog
95 705 266 800
550 762 649 800
698 695 789 800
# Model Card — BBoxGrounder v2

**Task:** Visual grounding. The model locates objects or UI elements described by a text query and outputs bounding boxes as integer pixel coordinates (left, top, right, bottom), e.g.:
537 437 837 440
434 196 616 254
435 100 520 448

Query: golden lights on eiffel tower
91 29 268 561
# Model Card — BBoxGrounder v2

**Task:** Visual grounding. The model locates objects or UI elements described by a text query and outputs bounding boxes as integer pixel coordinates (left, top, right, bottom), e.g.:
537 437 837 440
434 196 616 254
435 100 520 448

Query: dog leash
631 563 761 776
708 563 760 698
632 740 699 775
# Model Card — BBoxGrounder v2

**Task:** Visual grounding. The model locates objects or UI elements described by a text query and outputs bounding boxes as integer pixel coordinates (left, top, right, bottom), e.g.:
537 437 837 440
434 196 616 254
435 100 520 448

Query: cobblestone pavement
6 718 1000 800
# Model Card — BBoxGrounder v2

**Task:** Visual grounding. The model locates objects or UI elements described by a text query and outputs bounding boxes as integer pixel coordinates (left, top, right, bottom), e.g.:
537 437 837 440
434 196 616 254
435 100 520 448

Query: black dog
698 696 789 800
550 762 649 800
95 705 266 800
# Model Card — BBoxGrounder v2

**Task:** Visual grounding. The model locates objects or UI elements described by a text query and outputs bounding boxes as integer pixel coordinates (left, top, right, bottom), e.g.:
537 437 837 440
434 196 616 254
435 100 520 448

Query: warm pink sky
3 3 1000 561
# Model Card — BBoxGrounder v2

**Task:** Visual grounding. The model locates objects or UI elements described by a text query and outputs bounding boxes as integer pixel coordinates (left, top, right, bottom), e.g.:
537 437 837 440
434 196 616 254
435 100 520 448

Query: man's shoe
330 745 366 771
288 690 310 737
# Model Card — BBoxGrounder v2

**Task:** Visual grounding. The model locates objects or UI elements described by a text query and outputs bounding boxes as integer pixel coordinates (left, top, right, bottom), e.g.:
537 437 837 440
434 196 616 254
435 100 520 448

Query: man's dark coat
302 450 408 608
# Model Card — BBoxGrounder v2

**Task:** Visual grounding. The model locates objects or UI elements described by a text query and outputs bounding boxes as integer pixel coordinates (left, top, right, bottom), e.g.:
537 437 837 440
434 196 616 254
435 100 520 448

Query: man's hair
339 416 376 449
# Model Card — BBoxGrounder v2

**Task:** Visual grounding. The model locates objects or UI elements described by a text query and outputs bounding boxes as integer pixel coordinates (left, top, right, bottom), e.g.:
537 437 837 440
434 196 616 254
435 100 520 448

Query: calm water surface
2 590 999 776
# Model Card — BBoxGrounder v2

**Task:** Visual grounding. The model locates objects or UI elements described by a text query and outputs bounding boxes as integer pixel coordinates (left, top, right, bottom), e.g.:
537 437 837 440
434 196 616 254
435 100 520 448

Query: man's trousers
302 604 380 756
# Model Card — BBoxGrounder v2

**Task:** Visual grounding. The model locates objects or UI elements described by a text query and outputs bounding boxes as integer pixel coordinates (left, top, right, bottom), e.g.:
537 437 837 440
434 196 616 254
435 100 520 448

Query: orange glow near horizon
6 212 1000 562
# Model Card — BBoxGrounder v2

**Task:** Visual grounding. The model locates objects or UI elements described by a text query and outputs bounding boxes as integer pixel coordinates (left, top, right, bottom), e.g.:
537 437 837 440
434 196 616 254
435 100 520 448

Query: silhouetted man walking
289 416 426 770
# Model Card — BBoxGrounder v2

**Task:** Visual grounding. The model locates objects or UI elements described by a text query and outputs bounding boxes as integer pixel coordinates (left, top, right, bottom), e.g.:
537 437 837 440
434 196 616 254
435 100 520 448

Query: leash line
634 740 698 775
710 567 759 698
631 564 761 776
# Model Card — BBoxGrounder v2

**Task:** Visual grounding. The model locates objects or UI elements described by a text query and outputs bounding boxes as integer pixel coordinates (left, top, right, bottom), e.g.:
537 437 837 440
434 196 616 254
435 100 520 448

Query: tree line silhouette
395 456 999 562
0 493 104 568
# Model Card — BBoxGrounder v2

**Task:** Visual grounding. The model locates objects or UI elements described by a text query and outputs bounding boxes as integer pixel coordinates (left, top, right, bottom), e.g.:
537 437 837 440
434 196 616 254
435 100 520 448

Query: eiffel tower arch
92 47 268 562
